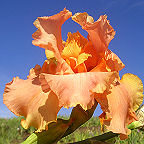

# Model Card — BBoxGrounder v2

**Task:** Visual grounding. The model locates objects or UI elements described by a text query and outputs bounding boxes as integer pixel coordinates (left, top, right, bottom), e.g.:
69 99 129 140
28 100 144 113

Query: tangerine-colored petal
72 13 115 53
32 8 74 74
40 72 116 110
97 73 143 139
90 58 110 72
83 41 100 71
106 82 131 135
3 65 60 131
71 12 94 26
61 34 90 73
65 57 77 73
76 63 87 73
104 49 125 71
106 82 138 139
65 31 88 49
41 60 57 74
96 82 132 139
65 57 87 73
32 8 72 55
88 50 125 72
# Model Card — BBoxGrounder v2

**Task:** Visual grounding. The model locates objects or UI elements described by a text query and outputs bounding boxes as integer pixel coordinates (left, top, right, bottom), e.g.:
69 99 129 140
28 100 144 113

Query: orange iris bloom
3 8 143 139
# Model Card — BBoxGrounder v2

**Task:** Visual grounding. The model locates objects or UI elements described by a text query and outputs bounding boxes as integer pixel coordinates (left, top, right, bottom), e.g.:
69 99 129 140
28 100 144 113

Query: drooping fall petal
97 73 143 139
106 83 132 137
121 73 143 111
72 13 115 53
40 72 117 110
3 65 60 131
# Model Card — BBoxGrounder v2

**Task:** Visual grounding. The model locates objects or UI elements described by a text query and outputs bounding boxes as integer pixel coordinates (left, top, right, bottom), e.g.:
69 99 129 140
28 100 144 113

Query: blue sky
0 0 144 118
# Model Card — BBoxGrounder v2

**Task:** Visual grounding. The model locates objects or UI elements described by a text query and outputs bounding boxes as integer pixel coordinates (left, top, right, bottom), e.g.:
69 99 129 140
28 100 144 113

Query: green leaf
62 101 98 138
22 101 98 144
22 119 69 144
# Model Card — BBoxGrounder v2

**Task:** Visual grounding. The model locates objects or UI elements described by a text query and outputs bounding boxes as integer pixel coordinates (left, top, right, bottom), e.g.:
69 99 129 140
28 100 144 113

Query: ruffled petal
32 8 73 74
121 73 143 111
41 60 57 74
76 53 91 68
62 39 81 59
96 82 133 139
65 31 88 49
97 73 143 139
72 13 115 53
106 83 131 135
61 32 91 73
40 72 116 110
104 49 125 71
65 57 87 73
90 50 125 72
71 12 94 26
3 65 60 131
72 13 118 72
32 8 72 55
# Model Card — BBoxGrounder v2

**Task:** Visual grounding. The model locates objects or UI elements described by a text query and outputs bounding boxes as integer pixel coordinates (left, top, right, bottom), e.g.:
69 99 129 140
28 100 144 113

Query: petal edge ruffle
40 72 117 110
3 65 60 131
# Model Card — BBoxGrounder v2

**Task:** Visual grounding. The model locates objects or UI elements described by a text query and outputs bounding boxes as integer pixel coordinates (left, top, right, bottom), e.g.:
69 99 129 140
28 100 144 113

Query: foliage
0 117 34 144
0 116 143 144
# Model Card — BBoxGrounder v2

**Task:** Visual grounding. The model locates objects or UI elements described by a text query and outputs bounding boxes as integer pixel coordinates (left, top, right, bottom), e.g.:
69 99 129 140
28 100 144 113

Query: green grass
0 116 143 144
0 117 35 144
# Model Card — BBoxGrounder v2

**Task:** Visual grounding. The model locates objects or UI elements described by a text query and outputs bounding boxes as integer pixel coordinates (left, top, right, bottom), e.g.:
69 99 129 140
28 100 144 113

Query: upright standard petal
40 72 116 110
72 13 122 72
104 49 125 71
32 8 72 55
3 65 60 131
72 13 115 53
32 8 73 74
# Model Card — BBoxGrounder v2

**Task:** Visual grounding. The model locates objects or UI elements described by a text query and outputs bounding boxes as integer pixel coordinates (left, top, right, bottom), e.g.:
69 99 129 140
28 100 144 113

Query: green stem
22 133 37 144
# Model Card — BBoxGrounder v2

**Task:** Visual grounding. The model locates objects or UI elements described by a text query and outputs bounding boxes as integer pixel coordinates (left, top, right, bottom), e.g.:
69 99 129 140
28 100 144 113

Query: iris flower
3 8 143 139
